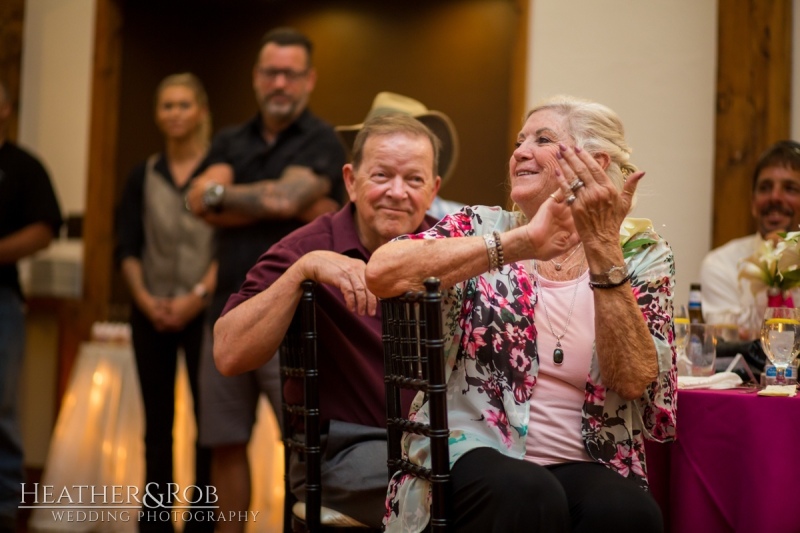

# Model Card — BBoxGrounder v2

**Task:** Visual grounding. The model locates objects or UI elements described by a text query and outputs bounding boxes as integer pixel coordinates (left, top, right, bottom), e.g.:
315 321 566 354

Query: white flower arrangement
739 230 800 296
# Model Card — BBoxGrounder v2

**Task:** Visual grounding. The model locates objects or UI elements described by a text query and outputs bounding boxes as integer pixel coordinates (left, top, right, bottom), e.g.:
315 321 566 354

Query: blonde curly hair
527 95 637 197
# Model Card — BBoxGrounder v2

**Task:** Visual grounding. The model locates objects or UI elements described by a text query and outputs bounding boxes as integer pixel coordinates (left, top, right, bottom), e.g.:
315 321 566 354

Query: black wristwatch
202 182 225 213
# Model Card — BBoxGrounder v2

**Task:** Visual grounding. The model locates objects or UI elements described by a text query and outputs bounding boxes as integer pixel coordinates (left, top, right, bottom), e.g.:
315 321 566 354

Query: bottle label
764 365 795 378
764 363 798 385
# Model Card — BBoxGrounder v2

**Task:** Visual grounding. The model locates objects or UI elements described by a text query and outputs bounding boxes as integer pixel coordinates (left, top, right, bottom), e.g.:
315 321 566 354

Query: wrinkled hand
297 250 377 316
553 144 644 252
525 192 580 260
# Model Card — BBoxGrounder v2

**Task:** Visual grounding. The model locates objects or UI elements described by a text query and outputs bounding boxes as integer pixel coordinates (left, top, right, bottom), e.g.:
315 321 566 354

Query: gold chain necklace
534 257 585 365
550 243 583 271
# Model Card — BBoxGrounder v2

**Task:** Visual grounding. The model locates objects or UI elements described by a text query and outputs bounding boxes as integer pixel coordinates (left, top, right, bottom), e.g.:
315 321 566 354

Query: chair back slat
381 277 452 532
280 280 321 532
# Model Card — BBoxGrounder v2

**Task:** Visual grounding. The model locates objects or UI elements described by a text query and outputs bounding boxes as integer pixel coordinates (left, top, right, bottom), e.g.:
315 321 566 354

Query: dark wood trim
65 0 123 399
507 0 529 209
0 0 25 141
713 0 792 248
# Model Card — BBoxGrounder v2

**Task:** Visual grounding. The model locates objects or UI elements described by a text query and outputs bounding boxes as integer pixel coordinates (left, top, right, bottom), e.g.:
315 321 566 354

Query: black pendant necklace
534 258 584 366
553 337 565 365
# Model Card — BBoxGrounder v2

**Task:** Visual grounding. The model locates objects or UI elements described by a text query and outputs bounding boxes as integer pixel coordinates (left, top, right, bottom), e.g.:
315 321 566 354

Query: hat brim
335 110 459 187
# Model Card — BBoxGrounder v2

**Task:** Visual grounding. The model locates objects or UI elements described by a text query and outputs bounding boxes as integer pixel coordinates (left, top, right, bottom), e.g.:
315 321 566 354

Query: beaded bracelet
493 231 505 270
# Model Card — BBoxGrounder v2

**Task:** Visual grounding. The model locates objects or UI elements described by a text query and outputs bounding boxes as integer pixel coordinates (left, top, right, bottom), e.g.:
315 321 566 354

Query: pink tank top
525 266 594 465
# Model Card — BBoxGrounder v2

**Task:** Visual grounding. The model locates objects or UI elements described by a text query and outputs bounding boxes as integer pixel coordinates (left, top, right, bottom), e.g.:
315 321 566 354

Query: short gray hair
351 113 440 178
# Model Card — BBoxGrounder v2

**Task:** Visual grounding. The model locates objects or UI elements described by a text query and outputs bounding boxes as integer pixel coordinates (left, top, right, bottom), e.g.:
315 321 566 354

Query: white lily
739 230 800 294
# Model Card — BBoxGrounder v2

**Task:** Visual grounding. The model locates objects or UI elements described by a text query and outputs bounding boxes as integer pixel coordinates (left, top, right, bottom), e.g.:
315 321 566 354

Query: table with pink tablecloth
645 388 800 533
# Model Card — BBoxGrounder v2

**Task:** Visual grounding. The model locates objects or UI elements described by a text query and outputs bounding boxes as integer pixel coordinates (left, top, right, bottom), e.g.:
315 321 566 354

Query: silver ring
569 178 585 191
566 194 577 205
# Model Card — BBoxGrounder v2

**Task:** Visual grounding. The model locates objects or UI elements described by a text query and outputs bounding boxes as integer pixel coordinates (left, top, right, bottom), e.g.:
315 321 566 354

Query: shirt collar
245 108 314 142
330 203 436 259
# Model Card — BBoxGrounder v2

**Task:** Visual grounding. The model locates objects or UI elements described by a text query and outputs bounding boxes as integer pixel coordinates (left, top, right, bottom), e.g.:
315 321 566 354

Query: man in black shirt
0 79 62 533
185 28 345 533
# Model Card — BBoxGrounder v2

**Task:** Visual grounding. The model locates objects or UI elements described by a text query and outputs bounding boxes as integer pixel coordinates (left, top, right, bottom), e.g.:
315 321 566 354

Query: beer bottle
688 283 704 323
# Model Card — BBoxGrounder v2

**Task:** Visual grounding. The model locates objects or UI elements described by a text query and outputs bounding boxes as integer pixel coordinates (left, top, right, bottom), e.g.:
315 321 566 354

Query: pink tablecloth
645 388 800 533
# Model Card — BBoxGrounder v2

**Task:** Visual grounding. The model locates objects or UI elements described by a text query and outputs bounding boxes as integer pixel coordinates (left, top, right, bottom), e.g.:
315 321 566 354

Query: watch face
608 269 628 283
203 183 224 210
607 267 628 284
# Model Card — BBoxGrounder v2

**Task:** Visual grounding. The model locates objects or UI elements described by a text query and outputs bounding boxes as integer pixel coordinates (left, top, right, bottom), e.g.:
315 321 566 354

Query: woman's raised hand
524 191 580 261
553 143 644 252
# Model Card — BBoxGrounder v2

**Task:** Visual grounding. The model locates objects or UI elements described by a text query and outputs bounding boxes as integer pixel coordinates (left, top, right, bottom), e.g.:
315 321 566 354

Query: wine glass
760 307 800 385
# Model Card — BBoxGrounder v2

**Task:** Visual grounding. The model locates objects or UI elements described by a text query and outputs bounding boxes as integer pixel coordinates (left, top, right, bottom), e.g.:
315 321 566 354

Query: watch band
588 264 630 290
588 272 632 290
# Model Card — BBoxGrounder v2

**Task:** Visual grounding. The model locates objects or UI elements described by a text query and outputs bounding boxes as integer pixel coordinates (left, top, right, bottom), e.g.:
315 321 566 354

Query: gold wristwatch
588 264 631 290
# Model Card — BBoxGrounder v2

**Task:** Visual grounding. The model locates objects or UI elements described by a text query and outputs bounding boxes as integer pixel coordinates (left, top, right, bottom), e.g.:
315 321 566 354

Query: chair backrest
381 277 452 532
280 280 321 532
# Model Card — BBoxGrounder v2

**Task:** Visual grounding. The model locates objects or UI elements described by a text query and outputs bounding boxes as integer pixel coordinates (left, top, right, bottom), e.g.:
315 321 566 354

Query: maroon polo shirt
222 203 433 428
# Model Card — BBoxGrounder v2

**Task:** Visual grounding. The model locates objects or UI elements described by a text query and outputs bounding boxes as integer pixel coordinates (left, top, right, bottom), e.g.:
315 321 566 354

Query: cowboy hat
335 92 460 186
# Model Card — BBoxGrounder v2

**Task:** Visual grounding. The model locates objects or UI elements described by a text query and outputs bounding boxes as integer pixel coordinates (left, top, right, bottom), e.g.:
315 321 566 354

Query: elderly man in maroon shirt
213 113 442 528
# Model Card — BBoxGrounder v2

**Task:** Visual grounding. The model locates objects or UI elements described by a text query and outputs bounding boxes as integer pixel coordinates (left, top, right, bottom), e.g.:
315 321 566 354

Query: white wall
19 0 95 217
18 0 96 467
528 0 717 308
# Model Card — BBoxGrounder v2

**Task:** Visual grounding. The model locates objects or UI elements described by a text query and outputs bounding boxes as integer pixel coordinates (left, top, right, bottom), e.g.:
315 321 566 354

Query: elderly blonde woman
366 95 677 533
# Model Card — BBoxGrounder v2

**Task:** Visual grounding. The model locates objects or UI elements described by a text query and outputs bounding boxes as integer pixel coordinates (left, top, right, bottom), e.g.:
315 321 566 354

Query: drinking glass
760 307 800 385
674 306 690 375
686 323 716 377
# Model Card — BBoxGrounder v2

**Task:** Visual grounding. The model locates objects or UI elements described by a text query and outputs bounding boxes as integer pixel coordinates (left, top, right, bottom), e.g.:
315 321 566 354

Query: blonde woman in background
115 73 216 533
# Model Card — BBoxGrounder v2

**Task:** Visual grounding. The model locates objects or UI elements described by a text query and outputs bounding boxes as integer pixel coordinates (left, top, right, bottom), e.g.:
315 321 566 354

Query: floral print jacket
383 205 678 533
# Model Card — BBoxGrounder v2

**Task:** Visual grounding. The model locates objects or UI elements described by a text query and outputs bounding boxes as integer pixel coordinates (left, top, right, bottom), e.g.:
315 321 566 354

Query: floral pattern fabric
383 206 678 533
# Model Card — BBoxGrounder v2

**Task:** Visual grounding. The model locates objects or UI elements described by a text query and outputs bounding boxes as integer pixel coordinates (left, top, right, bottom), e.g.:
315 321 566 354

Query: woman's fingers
553 145 645 240
557 143 608 188
619 170 645 212
623 170 645 195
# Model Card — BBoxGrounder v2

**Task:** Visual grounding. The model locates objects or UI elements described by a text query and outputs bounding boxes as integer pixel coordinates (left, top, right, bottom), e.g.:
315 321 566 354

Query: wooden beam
63 0 123 398
0 0 24 141
84 0 122 320
509 0 529 154
713 0 792 248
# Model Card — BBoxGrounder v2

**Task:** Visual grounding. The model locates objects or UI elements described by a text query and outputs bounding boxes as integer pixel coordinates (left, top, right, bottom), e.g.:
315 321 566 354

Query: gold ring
549 193 561 203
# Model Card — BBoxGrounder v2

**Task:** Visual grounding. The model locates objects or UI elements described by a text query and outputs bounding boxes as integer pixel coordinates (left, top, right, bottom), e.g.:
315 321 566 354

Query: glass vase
767 287 794 308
